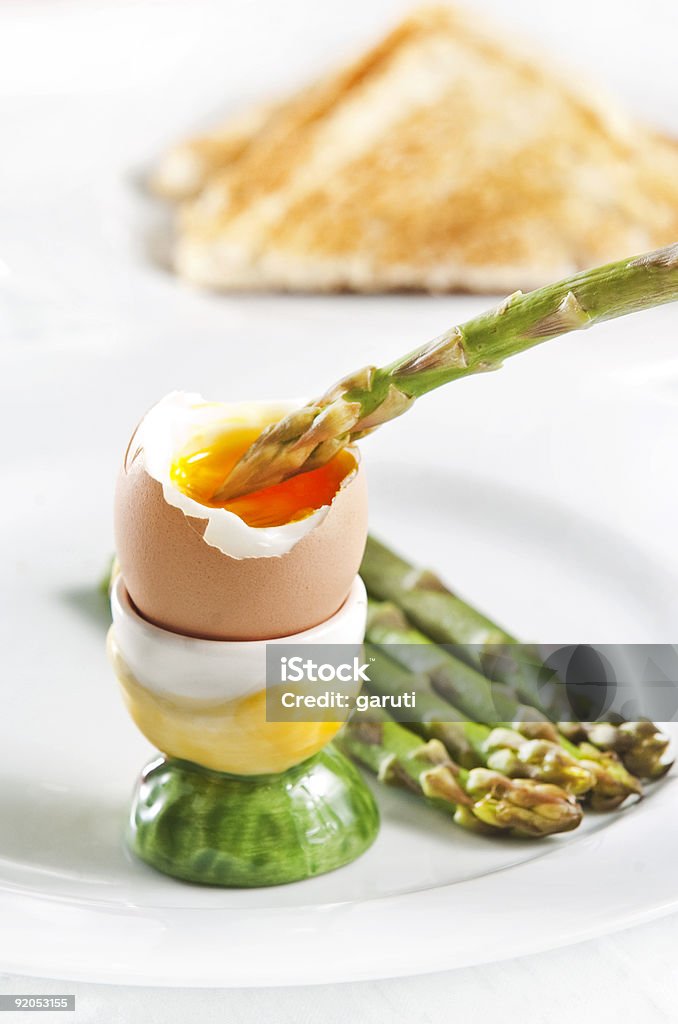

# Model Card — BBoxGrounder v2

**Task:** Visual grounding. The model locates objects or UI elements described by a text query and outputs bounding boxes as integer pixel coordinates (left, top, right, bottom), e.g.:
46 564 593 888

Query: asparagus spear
365 605 642 810
213 244 678 501
364 642 595 797
362 536 567 718
340 708 583 838
362 537 674 781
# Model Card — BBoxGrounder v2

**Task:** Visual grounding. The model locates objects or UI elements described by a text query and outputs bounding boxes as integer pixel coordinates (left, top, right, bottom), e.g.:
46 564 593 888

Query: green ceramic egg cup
128 744 379 887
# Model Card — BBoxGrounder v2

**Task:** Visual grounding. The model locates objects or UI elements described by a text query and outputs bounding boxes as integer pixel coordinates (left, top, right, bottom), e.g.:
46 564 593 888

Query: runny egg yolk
170 424 357 528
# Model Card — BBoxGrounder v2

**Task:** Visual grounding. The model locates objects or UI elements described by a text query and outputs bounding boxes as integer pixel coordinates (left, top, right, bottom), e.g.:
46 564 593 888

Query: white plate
1 433 677 986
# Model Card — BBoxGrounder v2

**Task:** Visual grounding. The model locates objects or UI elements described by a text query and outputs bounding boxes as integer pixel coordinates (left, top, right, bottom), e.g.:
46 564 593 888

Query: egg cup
127 748 378 888
108 575 379 887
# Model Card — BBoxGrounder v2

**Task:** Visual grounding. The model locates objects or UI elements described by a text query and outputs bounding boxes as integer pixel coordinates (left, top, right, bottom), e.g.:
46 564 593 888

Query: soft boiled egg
110 392 368 775
114 392 368 641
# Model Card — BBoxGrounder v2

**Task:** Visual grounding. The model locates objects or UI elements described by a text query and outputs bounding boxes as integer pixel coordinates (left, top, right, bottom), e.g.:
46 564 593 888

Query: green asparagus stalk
364 643 595 797
361 536 567 718
361 537 674 782
340 708 583 838
213 244 678 501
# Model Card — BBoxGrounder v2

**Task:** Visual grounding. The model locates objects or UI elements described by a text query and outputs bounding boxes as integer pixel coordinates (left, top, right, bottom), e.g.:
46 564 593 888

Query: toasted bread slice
162 6 678 293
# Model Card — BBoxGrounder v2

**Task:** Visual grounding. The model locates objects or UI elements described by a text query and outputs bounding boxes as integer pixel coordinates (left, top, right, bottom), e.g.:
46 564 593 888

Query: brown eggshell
114 454 368 641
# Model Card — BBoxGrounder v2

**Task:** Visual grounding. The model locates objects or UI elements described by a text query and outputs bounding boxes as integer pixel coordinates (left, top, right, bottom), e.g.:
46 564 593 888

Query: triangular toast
155 6 678 293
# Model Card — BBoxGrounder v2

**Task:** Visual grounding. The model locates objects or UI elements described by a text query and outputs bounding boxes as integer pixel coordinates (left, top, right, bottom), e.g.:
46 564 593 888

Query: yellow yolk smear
170 423 357 527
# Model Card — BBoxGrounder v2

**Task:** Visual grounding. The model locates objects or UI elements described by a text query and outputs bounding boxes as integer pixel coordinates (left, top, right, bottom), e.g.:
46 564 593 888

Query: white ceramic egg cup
108 574 379 887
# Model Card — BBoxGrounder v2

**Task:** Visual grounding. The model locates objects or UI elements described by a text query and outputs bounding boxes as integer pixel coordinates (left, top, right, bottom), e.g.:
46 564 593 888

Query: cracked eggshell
114 448 368 642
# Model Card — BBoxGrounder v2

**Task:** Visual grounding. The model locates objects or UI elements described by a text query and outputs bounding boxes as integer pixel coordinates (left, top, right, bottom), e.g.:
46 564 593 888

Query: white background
1 0 678 1020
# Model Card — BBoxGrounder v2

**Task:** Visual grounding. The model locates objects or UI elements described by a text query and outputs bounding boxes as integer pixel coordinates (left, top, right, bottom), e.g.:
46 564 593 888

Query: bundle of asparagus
361 537 673 785
360 598 646 812
352 643 596 796
338 537 673 835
